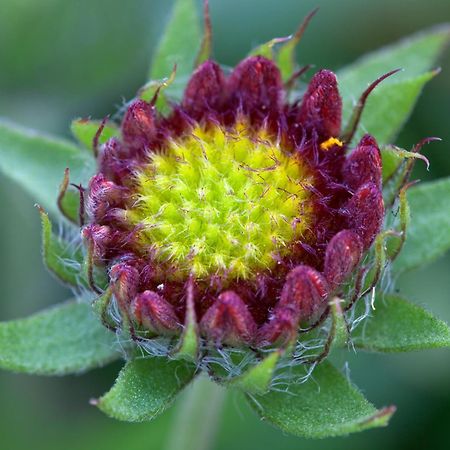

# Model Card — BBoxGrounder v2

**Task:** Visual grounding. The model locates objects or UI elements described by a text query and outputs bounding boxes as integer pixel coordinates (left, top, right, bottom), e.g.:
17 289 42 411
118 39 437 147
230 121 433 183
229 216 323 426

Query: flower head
83 53 384 353
1 0 448 438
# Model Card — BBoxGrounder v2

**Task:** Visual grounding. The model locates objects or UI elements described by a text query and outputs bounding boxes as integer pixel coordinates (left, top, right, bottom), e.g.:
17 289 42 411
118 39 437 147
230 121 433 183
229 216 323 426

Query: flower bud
324 229 363 289
298 69 342 137
121 99 157 149
258 304 301 346
343 182 384 249
132 291 180 335
228 56 283 119
183 60 226 121
279 265 329 323
200 291 257 346
109 263 140 311
343 134 382 191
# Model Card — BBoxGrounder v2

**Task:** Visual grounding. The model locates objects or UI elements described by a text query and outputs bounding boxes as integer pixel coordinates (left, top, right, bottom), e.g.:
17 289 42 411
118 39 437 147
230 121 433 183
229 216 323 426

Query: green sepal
139 65 177 114
228 350 282 395
249 36 290 60
351 295 450 352
276 9 318 81
381 145 404 183
246 361 395 438
38 206 108 290
329 298 349 350
194 0 212 67
0 120 95 218
56 167 80 224
71 118 120 154
92 287 120 333
149 0 201 102
38 206 85 287
95 356 197 422
171 283 199 362
0 301 121 375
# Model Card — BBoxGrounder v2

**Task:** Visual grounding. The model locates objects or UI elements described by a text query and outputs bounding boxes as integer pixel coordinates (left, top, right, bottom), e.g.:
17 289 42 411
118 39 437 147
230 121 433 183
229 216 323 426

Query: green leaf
345 70 438 144
352 295 450 352
247 361 395 438
96 357 196 422
71 118 120 153
0 301 120 375
0 120 95 217
338 24 450 143
149 0 201 101
393 177 450 272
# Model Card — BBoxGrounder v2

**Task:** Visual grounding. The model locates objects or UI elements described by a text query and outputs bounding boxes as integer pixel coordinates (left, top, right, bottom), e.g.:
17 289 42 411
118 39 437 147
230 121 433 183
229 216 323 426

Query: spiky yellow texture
128 123 314 280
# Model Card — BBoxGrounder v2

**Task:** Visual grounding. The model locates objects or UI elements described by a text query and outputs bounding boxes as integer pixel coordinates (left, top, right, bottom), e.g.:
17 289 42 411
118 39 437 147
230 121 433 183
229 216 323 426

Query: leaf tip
362 404 397 428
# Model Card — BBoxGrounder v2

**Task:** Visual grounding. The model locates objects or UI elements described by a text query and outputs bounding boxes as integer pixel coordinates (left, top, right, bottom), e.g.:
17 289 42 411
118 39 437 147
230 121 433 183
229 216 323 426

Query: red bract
82 54 385 351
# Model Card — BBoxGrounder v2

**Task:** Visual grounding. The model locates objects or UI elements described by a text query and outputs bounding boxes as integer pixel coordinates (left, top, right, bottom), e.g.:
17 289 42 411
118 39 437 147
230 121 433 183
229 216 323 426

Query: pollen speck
320 137 344 151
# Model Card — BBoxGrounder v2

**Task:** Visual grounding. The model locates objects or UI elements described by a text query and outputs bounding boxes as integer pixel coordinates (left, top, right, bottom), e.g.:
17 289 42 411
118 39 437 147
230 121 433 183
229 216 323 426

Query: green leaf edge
352 295 450 353
95 357 197 422
246 361 395 438
0 301 121 375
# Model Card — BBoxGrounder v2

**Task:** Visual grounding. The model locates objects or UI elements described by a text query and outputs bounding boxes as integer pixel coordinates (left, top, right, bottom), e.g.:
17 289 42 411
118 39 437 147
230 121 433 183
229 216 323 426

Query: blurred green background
0 0 449 449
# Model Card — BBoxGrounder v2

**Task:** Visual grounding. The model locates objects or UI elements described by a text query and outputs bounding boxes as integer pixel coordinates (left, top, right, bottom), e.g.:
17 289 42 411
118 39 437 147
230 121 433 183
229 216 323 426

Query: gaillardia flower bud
82 54 386 358
2 0 448 438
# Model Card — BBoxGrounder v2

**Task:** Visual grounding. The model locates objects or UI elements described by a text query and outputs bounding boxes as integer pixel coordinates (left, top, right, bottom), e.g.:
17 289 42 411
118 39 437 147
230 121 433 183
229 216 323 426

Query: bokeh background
1 0 449 449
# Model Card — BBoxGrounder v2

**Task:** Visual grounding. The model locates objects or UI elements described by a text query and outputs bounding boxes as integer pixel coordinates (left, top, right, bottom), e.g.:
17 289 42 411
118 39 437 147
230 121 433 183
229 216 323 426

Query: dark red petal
82 224 111 261
298 69 342 137
182 60 226 120
279 265 329 322
343 134 382 191
98 138 130 183
132 290 180 335
358 134 378 147
121 99 157 148
257 304 300 345
109 263 140 309
228 55 283 115
324 230 363 289
87 173 127 222
199 291 257 346
343 182 384 249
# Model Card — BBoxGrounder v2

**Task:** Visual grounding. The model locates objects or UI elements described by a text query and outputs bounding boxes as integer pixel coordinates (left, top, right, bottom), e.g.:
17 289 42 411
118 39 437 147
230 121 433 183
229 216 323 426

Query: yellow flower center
128 122 315 280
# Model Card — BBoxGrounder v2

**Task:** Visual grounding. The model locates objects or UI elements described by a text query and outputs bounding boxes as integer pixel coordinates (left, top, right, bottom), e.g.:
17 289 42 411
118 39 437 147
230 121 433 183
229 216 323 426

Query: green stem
164 376 226 450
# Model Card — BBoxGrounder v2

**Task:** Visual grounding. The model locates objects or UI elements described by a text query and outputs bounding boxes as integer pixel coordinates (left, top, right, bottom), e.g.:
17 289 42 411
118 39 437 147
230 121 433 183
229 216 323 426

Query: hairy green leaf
352 295 450 352
71 118 119 153
394 177 450 272
96 357 196 422
247 361 395 438
338 25 450 143
0 120 95 216
0 301 120 375
149 0 201 101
